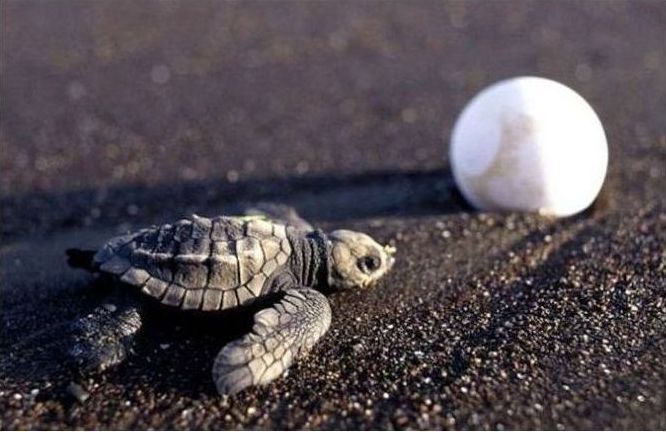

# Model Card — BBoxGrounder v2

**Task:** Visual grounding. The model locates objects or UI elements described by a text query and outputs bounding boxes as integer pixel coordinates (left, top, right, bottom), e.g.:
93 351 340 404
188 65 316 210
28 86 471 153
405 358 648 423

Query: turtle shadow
0 275 278 400
2 167 470 241
104 301 261 398
0 279 111 402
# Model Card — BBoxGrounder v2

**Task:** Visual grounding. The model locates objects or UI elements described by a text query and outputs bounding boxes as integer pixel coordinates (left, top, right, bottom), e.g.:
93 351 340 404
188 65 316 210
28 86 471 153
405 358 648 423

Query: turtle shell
93 215 293 311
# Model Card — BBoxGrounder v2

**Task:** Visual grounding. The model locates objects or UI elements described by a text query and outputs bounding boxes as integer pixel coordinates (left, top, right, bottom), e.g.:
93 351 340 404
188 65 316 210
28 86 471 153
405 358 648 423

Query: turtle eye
357 255 381 274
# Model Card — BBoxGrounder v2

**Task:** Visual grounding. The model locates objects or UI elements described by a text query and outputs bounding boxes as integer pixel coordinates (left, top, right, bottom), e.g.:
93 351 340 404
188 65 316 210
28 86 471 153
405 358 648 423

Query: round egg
449 76 608 217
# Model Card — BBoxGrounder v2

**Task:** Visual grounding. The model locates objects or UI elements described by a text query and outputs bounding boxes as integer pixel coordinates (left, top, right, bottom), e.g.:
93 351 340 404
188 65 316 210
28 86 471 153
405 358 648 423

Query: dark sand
1 1 665 429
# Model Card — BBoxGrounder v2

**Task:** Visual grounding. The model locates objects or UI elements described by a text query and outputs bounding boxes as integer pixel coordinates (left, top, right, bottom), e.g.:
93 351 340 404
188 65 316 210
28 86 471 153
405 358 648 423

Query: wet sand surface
1 1 665 429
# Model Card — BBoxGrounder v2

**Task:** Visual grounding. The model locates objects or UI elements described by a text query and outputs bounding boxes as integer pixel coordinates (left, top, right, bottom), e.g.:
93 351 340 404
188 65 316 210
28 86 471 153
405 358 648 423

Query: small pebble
67 382 90 404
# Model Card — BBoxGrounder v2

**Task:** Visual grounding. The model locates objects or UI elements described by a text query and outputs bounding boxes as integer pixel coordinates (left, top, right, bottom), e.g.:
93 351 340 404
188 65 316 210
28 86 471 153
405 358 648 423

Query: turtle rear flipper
212 288 331 395
68 295 144 372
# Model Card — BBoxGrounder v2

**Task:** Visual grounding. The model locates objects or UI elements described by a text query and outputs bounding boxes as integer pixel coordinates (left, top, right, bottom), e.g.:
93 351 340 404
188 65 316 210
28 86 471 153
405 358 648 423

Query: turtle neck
287 229 330 288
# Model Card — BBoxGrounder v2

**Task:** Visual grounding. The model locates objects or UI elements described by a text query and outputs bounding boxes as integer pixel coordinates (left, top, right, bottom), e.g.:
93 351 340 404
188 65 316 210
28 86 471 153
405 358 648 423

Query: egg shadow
1 167 471 241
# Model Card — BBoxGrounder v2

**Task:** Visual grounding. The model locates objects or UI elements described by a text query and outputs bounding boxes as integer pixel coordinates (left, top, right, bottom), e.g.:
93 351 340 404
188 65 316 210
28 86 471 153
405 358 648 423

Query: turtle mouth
362 280 374 289
328 267 356 291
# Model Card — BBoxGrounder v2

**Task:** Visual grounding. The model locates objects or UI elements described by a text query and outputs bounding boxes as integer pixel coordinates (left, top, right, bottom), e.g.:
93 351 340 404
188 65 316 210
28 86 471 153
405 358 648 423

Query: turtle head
327 230 395 290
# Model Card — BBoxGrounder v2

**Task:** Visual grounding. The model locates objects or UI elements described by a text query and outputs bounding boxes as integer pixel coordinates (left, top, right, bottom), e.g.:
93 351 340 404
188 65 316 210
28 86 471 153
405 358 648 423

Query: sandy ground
1 1 665 429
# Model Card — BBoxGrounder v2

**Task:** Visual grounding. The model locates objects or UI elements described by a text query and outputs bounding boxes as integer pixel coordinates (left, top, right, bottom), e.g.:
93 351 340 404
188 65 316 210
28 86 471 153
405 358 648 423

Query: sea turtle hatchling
65 204 395 395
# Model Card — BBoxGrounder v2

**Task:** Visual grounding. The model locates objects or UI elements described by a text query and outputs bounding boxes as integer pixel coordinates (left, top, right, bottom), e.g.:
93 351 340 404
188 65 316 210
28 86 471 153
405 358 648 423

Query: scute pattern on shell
93 215 294 311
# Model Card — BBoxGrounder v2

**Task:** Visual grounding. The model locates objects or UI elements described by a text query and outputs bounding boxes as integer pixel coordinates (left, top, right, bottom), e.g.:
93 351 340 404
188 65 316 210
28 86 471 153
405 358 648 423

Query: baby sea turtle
66 204 395 395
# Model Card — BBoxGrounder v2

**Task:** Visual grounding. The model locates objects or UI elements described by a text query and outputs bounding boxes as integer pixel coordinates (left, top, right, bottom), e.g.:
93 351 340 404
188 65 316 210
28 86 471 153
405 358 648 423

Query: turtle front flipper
68 294 143 373
212 288 331 395
244 203 314 232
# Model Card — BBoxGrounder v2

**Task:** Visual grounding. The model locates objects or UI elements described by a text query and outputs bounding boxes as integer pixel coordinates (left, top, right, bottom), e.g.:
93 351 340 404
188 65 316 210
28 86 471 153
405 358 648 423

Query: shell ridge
160 225 180 303
204 216 216 310
254 231 269 298
146 223 177 291
234 240 242 292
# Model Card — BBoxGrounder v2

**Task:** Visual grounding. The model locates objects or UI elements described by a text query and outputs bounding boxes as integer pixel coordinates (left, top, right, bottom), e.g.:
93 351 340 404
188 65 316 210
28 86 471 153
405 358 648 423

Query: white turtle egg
449 76 608 217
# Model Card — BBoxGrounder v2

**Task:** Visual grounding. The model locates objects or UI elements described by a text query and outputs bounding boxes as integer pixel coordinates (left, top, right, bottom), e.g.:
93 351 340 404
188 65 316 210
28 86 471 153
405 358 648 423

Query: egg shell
449 76 608 217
